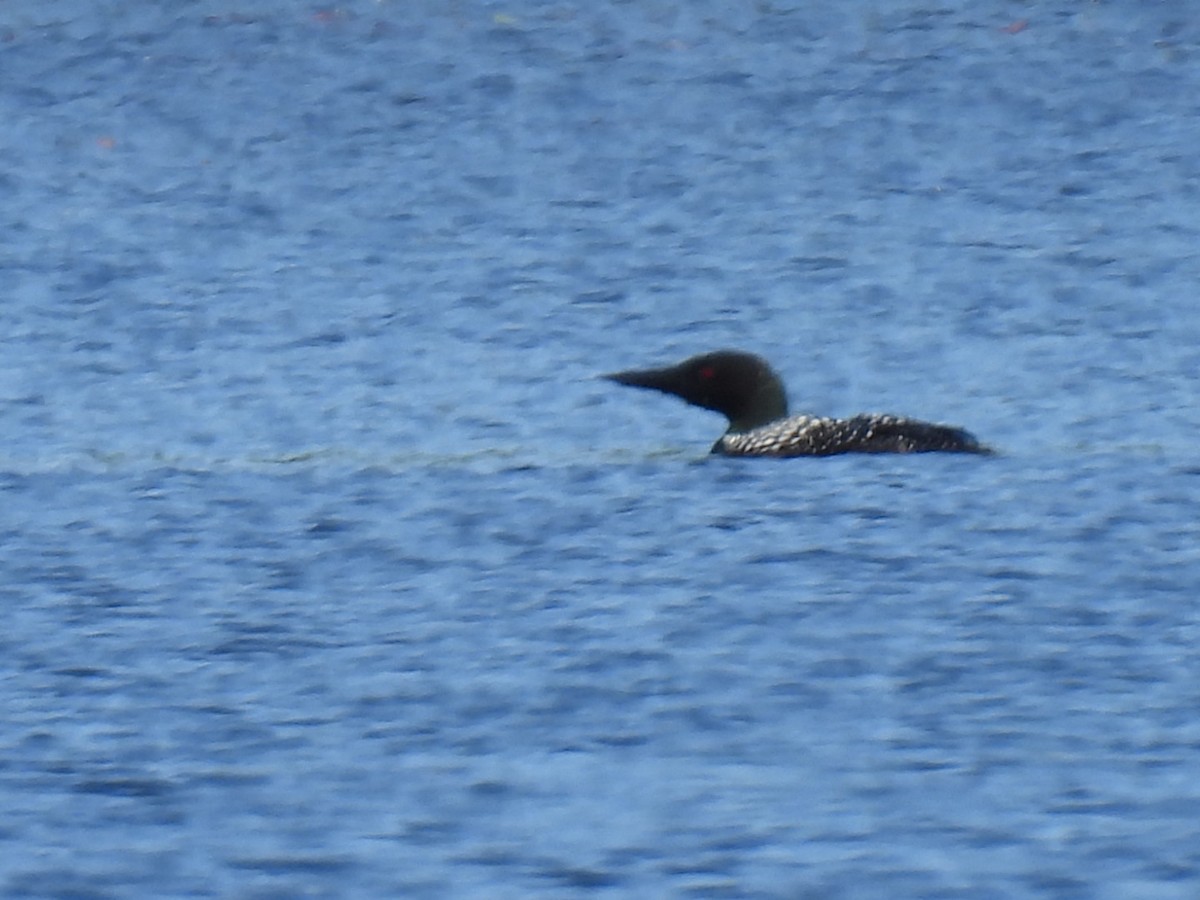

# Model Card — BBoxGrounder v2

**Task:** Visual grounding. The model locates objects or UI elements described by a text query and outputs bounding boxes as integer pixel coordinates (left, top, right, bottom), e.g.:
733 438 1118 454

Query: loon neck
726 379 788 433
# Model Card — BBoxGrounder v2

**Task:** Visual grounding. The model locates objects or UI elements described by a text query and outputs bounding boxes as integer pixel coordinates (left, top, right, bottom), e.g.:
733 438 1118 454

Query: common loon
605 350 991 457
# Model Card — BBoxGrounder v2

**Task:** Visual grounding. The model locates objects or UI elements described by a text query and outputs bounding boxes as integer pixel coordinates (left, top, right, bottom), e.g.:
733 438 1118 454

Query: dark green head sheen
604 350 790 433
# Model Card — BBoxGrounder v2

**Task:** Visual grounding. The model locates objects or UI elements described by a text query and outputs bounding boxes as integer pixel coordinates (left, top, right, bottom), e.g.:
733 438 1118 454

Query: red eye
699 366 715 380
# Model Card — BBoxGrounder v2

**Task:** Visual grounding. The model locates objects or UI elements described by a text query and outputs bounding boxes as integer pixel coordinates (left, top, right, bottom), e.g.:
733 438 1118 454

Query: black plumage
605 350 991 457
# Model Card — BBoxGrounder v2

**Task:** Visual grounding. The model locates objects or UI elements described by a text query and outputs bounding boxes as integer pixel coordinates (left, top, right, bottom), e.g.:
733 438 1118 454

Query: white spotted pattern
716 413 988 457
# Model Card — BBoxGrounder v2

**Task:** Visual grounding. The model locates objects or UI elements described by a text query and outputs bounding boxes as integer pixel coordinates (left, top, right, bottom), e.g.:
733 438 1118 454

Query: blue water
3 2 1200 897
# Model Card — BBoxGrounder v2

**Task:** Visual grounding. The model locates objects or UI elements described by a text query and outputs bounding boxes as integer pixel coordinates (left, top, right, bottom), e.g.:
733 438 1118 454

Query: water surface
3 3 1199 897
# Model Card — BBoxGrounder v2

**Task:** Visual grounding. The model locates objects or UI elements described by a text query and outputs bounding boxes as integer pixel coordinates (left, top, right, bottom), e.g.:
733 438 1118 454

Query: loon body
605 350 991 457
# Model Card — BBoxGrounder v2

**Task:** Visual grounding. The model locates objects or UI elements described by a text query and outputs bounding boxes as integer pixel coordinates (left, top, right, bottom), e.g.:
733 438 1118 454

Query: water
3 2 1200 897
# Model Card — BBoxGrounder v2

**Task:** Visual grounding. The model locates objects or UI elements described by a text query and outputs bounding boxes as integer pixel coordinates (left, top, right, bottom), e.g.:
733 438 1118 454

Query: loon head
605 350 790 433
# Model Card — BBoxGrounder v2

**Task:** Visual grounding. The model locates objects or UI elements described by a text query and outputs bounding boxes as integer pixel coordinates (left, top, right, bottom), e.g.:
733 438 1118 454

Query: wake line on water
0 444 700 476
